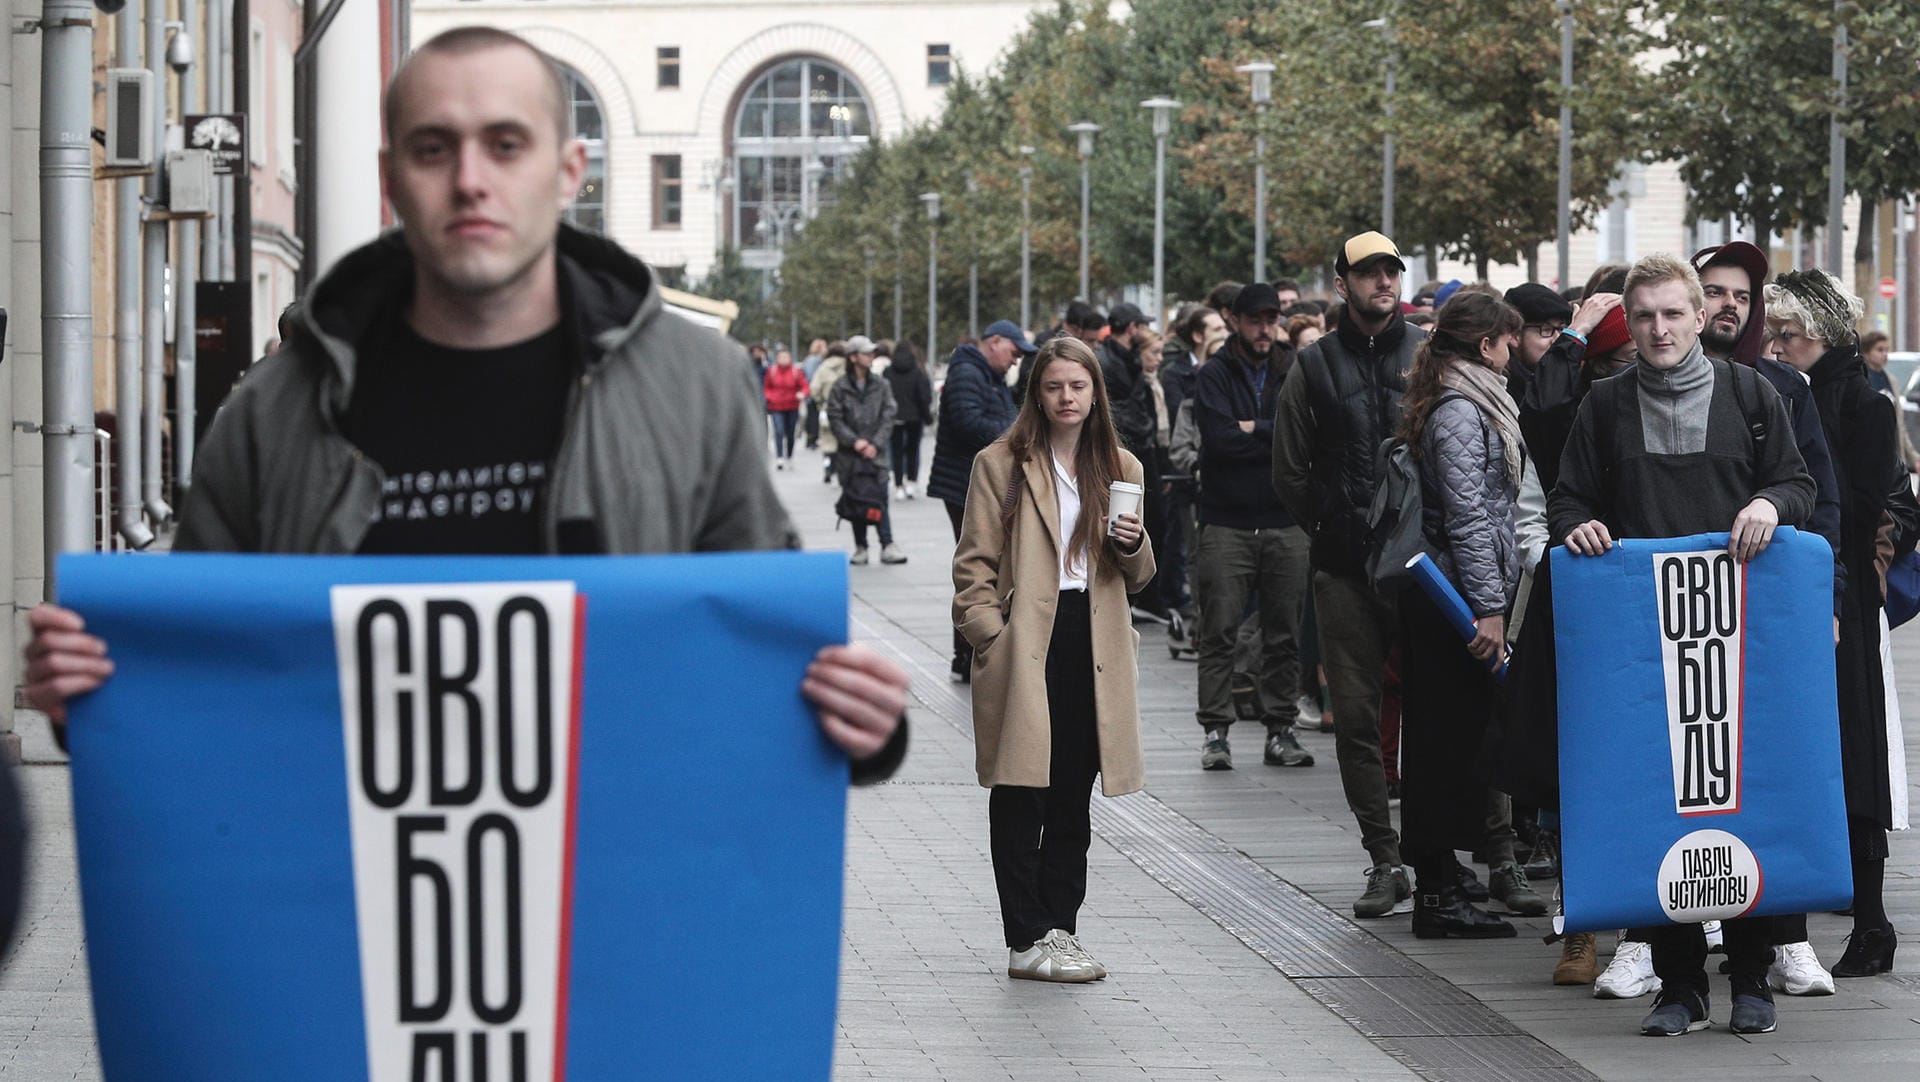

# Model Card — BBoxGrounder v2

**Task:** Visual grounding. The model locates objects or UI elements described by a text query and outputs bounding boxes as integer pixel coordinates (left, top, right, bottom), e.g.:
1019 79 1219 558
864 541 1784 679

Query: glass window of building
730 57 872 267
653 155 683 229
658 47 680 89
927 44 951 86
562 68 607 235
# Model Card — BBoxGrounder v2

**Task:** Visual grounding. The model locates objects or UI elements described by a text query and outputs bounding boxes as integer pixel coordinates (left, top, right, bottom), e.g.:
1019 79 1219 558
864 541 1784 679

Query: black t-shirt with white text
344 318 574 554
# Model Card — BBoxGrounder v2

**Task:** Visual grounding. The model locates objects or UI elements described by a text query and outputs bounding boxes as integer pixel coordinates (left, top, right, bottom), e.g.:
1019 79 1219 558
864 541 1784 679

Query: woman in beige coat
952 336 1155 984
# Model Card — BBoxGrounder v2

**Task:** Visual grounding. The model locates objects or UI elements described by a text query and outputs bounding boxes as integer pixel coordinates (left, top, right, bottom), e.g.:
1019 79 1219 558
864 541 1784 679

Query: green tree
1183 0 1649 282
1648 0 1920 267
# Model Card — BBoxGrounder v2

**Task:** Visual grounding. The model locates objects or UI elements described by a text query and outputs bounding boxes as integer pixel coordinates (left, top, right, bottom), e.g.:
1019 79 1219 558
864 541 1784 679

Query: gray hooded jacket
175 226 797 556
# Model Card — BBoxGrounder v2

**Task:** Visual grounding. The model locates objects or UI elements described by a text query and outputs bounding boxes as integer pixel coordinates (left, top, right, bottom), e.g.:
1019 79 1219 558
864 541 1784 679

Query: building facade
410 0 1055 283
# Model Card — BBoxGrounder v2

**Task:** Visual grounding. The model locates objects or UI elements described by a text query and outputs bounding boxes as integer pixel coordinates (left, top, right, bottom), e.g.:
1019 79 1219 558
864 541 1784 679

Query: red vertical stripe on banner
553 594 587 1080
1732 560 1747 816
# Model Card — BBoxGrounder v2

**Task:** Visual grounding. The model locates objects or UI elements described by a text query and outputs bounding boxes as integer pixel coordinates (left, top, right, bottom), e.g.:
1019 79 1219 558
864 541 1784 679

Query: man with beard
1273 233 1426 918
1192 284 1313 772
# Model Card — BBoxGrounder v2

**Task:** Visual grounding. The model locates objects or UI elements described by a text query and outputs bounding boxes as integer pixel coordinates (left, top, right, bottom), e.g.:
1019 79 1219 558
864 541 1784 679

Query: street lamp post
1827 0 1847 274
863 244 875 332
1237 62 1274 282
922 191 941 367
1363 18 1396 236
1556 0 1573 291
892 215 904 341
1142 97 1181 328
1068 122 1101 298
965 176 979 336
1018 145 1035 333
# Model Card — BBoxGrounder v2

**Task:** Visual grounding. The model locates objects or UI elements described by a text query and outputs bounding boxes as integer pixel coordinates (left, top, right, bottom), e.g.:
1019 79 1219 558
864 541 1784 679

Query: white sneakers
1769 941 1836 996
1704 920 1724 952
1594 937 1661 999
1007 929 1107 983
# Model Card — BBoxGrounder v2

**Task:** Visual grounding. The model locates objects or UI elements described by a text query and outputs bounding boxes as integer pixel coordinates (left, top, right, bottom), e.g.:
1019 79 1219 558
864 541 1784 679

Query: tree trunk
1475 250 1491 282
1525 246 1539 285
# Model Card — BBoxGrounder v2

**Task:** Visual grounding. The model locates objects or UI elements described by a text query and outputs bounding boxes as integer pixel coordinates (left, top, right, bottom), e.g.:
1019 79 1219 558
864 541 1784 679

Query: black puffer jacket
927 345 1016 505
884 362 934 426
1272 315 1425 576
1418 396 1520 618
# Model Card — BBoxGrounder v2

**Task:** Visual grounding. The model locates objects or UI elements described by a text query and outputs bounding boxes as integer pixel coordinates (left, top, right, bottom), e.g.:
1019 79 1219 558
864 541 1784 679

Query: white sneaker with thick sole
1704 920 1724 953
1008 930 1101 983
1768 941 1836 996
1594 938 1661 999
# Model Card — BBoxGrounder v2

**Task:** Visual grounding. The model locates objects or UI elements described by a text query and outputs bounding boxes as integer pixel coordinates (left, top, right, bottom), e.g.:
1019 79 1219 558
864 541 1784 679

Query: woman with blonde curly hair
1766 269 1902 977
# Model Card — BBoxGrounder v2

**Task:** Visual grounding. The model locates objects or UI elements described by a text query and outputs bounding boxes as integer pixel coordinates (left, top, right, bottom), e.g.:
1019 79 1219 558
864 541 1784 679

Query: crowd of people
749 228 1914 1036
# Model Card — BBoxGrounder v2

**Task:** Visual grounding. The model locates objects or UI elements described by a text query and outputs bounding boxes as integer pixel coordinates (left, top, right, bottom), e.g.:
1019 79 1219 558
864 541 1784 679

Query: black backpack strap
1721 359 1769 453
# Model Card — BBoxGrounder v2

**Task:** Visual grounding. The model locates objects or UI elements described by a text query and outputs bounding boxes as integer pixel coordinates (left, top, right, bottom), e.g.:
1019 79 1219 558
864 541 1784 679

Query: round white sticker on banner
1656 829 1763 922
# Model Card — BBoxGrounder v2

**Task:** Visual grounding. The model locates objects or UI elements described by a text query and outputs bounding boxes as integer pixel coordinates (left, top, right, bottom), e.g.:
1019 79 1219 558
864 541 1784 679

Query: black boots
1411 879 1517 940
1832 924 1897 978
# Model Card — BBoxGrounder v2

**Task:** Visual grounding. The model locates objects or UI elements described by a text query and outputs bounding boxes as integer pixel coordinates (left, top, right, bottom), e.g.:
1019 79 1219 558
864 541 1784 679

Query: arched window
561 68 607 234
731 57 872 266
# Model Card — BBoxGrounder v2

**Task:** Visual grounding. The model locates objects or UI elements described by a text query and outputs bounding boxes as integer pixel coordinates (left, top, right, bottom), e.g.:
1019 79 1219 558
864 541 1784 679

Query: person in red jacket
763 347 810 469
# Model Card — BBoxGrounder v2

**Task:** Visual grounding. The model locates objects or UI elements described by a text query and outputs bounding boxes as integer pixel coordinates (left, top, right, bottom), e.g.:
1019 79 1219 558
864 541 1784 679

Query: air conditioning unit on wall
104 68 155 169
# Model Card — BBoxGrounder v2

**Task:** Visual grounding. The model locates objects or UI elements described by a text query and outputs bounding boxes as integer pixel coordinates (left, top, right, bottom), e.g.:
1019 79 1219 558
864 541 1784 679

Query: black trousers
1645 917 1773 1000
890 423 925 486
1399 589 1498 859
989 590 1101 949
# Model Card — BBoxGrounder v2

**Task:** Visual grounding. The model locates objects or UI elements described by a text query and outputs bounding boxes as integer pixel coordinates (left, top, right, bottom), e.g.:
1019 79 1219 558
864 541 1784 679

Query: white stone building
411 0 1056 283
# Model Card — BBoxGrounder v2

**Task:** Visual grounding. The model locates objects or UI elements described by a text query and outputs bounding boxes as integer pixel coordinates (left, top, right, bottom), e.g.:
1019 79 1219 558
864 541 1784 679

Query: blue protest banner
60 552 851 1082
1552 528 1851 932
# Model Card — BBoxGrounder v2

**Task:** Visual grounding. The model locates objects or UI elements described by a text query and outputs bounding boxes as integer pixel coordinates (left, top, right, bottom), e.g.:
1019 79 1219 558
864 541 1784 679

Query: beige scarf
1439 358 1524 491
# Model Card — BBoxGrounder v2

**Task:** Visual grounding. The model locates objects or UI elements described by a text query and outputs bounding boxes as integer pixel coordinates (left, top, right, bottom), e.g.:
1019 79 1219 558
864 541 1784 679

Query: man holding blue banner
24 26 907 772
1549 253 1814 1037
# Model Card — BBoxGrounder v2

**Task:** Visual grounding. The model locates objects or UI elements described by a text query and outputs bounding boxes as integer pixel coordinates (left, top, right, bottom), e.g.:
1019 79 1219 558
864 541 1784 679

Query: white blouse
1052 452 1089 591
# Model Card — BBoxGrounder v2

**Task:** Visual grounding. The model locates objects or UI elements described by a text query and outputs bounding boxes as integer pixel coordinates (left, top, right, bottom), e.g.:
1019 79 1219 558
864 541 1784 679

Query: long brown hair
1398 291 1521 451
1002 337 1127 576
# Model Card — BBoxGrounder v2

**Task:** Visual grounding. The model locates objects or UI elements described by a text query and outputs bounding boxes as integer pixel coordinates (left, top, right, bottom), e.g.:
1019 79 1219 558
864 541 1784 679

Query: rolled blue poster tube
1406 552 1508 681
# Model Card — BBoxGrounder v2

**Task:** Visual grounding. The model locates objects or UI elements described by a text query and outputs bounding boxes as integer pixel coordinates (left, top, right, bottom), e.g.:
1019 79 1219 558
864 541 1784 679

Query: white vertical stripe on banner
333 582 580 1082
1879 610 1910 831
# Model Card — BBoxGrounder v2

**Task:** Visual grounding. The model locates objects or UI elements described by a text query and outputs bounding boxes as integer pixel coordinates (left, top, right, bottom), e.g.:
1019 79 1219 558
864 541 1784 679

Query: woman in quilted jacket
1396 291 1532 940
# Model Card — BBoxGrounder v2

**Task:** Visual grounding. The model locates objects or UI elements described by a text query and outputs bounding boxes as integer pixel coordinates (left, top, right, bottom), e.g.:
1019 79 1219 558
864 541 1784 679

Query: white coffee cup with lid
1108 481 1143 532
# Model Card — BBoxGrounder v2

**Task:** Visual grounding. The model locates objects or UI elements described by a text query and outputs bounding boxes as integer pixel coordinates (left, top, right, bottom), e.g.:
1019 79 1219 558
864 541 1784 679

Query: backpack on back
1364 393 1467 594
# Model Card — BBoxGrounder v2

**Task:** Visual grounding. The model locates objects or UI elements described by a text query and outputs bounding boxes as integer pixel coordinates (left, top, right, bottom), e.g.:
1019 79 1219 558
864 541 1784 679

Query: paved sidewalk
794 432 1920 1082
3 431 1916 1081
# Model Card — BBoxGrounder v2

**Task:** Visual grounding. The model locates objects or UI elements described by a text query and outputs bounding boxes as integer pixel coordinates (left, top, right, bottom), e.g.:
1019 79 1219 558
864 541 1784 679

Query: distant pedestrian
763 348 809 469
803 337 828 449
811 341 849 483
885 340 934 499
1862 330 1894 395
953 336 1154 983
828 335 904 566
929 320 1028 681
